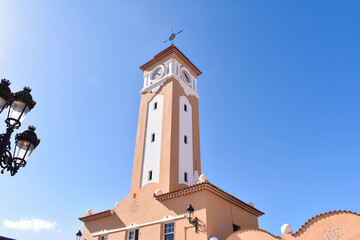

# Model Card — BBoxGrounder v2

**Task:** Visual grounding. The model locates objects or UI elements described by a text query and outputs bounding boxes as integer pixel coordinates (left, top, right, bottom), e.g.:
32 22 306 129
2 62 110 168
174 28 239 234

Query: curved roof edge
293 210 360 236
226 228 282 239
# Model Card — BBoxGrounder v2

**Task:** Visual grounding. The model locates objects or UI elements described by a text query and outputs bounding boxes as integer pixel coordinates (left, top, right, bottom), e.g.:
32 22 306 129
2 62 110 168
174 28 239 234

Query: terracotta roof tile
293 210 360 237
155 181 264 217
78 210 114 222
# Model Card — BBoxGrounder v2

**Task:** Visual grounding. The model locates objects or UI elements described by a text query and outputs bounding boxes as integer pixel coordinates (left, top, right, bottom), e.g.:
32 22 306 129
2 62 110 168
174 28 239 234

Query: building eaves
139 44 202 76
155 181 264 217
78 210 114 222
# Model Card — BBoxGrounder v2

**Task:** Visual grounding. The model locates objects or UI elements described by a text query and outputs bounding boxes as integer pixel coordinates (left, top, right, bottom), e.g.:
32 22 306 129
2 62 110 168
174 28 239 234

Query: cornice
293 210 360 237
140 44 202 76
78 210 114 222
155 181 264 217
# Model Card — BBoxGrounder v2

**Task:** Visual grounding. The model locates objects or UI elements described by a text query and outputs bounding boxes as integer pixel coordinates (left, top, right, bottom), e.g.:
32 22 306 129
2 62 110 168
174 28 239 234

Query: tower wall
131 45 202 194
179 96 194 186
140 94 164 187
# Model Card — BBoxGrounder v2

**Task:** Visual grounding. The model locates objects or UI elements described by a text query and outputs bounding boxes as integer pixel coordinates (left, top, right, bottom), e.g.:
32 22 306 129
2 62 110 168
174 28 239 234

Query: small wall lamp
76 230 82 240
186 204 198 232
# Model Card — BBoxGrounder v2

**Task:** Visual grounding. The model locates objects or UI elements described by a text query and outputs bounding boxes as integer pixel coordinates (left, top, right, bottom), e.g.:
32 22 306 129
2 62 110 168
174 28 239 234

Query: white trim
93 215 186 237
141 58 199 98
140 73 199 98
179 96 193 186
141 94 164 187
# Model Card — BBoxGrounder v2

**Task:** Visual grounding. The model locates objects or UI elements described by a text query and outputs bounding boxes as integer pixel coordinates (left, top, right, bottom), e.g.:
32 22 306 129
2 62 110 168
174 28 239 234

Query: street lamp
76 230 82 240
186 204 198 232
0 79 40 176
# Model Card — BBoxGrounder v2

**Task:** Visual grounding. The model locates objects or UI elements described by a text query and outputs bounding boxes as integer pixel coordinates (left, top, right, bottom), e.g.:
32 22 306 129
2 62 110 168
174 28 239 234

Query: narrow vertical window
148 170 153 181
184 172 188 182
164 223 174 240
101 236 108 240
151 133 155 142
154 102 158 110
184 135 187 144
184 104 187 112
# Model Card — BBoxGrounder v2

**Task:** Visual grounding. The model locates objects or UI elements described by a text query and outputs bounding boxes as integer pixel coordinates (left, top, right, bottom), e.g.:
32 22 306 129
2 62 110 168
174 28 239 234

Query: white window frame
163 222 174 240
127 229 138 240
101 236 108 240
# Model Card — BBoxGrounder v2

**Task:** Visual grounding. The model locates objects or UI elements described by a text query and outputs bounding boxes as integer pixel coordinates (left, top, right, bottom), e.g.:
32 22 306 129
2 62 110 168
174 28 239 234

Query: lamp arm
0 127 15 175
188 217 198 232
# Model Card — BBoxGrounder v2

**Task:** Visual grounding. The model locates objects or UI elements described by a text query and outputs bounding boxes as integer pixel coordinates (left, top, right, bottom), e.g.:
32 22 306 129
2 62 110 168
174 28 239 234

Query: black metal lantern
186 204 198 232
186 204 195 220
0 79 13 113
13 126 40 167
0 79 40 176
76 230 82 240
6 87 36 129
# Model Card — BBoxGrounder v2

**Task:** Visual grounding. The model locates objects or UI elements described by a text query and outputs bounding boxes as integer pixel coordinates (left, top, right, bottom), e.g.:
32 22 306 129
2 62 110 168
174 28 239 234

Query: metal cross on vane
164 28 183 44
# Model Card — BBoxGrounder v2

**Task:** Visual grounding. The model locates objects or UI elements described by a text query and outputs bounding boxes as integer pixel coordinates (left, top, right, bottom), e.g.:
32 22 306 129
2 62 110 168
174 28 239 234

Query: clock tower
130 44 202 194
79 44 263 240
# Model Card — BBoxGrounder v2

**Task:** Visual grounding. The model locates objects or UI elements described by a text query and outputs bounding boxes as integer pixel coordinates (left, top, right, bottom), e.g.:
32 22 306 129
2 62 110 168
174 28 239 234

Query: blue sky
0 1 359 239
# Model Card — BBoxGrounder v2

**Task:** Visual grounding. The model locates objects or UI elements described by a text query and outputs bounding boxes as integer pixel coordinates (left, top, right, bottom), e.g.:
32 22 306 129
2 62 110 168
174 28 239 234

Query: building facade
79 45 263 240
79 45 360 240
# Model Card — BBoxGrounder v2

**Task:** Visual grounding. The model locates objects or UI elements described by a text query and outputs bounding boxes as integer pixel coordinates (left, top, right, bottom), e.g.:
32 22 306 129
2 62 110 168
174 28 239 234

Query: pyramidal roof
140 44 202 76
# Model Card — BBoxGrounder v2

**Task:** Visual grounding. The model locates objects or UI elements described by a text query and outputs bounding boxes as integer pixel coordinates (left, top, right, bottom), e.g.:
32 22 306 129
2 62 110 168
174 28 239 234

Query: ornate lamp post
186 204 198 232
76 230 82 240
0 79 40 176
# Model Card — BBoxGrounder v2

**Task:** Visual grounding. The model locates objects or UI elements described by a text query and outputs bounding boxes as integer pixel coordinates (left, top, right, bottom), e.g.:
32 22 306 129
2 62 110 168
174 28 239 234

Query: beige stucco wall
205 191 259 240
82 181 260 240
83 183 208 240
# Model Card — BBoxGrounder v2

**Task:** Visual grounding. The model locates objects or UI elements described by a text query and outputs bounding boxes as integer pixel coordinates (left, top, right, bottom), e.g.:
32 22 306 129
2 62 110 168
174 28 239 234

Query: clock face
150 65 164 81
181 69 191 84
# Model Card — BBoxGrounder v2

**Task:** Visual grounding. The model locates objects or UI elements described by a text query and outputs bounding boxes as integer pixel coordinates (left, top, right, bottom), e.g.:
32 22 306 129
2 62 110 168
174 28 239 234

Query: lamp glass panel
0 97 7 111
186 210 194 219
7 101 30 125
14 140 35 163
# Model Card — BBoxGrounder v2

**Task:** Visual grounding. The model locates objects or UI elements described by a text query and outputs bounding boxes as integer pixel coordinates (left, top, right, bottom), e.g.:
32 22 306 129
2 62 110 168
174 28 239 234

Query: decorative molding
155 181 264 217
140 74 199 98
178 79 196 97
130 201 140 214
78 210 114 222
92 214 186 237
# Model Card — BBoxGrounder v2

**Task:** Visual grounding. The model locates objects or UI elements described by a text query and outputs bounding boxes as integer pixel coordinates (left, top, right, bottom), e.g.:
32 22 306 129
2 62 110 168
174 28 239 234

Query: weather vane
164 28 183 44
